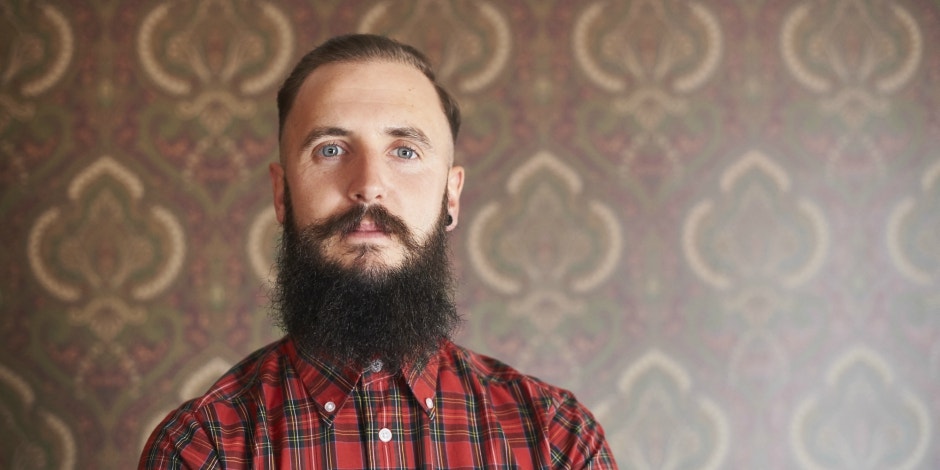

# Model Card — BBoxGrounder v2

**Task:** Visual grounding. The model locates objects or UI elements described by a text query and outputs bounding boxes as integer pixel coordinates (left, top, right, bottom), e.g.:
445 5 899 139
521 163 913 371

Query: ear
269 162 286 225
445 165 465 231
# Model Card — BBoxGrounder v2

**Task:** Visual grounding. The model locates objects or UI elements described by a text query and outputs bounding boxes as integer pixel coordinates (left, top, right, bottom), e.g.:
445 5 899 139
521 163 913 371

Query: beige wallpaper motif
1 0 939 468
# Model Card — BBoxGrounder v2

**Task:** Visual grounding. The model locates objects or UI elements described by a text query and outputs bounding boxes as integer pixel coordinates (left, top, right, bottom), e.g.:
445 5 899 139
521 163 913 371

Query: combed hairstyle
277 34 461 144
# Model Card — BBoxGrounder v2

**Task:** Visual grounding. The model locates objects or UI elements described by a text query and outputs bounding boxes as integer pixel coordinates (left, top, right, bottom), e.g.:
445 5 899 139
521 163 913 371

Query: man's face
270 60 464 271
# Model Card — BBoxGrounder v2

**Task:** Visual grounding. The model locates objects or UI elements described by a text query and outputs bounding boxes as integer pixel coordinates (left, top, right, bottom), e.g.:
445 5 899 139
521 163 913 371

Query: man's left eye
394 147 418 159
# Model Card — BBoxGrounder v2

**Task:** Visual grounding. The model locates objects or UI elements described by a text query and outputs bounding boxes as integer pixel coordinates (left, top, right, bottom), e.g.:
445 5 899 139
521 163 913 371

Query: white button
378 428 393 442
370 360 383 373
425 398 434 409
324 401 336 413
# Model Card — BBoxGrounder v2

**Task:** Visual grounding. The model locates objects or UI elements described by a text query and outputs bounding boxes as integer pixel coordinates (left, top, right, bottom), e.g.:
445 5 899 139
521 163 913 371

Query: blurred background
1 0 939 467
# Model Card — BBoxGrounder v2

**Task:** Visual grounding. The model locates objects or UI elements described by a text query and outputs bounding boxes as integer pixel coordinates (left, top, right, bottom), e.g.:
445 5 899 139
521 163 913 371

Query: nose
346 153 386 203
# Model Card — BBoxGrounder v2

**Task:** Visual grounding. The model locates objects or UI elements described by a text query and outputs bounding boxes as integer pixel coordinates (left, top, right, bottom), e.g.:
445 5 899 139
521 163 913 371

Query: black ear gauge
446 214 454 226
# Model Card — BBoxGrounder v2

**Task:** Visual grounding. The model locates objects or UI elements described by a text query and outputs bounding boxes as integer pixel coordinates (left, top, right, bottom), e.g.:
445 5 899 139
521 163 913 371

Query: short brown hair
277 34 461 143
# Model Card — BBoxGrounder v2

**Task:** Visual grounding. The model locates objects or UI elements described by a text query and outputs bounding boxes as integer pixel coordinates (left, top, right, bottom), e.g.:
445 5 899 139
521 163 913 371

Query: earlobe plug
446 214 454 226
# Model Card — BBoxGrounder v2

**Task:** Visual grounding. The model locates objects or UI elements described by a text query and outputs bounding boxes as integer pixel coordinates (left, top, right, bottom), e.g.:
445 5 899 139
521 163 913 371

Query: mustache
301 204 418 249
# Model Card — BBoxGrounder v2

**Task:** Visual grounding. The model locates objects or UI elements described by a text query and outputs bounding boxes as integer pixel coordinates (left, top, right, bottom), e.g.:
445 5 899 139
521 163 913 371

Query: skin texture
270 60 465 270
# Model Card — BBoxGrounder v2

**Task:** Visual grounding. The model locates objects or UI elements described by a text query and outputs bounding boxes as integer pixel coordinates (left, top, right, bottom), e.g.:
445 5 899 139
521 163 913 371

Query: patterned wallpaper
2 0 939 468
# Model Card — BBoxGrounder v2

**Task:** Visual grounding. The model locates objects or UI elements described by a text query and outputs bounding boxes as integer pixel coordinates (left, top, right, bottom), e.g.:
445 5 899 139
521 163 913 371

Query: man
141 34 616 469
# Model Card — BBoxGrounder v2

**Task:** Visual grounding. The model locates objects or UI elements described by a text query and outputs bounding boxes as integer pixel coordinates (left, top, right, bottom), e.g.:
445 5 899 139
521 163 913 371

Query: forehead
284 60 451 149
299 59 435 100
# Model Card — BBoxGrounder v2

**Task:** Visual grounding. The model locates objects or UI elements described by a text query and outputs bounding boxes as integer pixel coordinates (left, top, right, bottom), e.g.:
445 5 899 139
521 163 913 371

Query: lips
348 219 389 237
355 218 382 231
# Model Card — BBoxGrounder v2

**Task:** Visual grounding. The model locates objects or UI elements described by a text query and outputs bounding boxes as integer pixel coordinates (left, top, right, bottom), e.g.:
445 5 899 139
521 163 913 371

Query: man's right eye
317 144 345 158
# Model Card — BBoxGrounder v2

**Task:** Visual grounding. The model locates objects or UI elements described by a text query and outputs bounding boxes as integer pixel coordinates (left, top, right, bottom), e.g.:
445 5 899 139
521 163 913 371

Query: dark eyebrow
300 126 349 153
386 126 433 151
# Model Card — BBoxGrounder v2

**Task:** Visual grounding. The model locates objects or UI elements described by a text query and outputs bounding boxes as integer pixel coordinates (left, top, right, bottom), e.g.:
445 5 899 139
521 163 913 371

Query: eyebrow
386 126 433 151
299 126 349 154
298 125 435 153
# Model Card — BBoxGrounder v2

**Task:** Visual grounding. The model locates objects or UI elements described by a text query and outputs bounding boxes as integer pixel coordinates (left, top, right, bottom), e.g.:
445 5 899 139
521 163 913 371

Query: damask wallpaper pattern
1 0 938 468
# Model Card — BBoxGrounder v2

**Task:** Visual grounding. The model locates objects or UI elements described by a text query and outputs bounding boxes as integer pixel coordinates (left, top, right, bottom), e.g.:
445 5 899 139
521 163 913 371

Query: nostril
353 192 381 201
350 186 384 202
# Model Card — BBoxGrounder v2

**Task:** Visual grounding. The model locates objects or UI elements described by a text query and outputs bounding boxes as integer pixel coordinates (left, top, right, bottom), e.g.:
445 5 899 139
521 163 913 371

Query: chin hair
271 191 460 370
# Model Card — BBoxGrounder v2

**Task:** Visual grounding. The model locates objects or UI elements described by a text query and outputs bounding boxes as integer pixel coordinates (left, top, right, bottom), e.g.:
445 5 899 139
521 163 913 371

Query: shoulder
188 337 293 408
436 341 617 468
139 338 295 467
158 337 295 418
437 340 577 411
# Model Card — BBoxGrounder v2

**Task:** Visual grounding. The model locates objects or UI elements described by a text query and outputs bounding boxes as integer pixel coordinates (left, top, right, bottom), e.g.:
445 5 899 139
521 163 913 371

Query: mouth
317 204 414 250
344 218 392 240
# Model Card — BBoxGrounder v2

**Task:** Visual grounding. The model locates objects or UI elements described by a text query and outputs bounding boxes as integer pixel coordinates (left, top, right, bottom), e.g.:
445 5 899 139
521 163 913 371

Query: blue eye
318 144 344 158
395 147 417 159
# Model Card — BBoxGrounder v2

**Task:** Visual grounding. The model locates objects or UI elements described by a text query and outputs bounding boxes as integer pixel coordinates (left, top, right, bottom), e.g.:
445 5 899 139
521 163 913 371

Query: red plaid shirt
140 337 616 469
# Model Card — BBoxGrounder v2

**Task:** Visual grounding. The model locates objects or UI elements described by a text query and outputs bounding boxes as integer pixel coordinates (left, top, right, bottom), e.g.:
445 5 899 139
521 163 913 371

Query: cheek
410 188 447 232
286 179 340 224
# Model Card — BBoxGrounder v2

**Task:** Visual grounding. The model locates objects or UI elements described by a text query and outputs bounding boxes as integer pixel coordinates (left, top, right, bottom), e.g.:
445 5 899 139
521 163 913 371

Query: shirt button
425 397 434 409
324 401 336 413
378 428 393 442
370 360 383 373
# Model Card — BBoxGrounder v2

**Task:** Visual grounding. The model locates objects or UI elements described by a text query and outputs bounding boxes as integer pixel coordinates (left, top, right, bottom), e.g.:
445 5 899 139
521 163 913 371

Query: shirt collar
285 337 441 423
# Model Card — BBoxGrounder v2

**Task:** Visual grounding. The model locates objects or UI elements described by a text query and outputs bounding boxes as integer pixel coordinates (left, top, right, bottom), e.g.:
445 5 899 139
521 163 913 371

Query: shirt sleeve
139 404 221 470
547 392 618 469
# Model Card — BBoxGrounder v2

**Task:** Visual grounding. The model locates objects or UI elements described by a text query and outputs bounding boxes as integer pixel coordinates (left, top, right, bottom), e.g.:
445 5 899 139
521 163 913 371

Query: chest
248 377 550 469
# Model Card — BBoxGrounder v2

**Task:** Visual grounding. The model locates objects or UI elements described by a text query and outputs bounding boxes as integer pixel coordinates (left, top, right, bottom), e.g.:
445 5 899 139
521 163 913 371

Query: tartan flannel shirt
140 337 616 469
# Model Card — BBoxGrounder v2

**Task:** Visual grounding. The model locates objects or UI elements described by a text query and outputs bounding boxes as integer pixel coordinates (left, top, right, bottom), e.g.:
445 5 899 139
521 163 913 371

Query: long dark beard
272 190 461 372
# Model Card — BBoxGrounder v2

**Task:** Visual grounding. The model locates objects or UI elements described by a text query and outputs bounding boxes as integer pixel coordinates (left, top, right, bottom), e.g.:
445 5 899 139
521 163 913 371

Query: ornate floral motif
469 151 621 328
574 0 721 97
782 0 921 128
28 157 185 397
137 0 293 187
467 151 621 384
596 350 728 470
791 347 930 469
683 150 829 396
138 0 292 100
683 150 828 291
781 0 923 178
572 0 722 195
